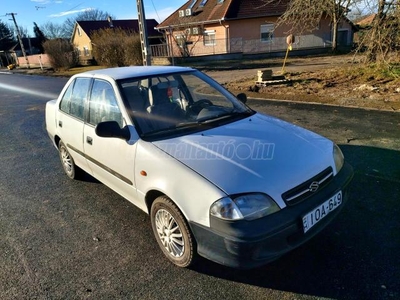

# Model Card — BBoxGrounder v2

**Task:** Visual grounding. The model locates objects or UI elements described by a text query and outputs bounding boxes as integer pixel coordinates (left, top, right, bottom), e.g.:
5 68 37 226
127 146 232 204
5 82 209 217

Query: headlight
210 197 243 220
333 144 344 173
210 193 280 221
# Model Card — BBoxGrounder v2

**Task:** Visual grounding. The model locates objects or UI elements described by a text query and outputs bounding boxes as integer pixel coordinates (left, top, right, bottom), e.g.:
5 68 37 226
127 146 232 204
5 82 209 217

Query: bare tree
363 0 399 62
346 0 369 20
167 20 204 57
17 25 30 38
261 0 354 52
62 9 115 38
170 29 202 57
41 22 70 39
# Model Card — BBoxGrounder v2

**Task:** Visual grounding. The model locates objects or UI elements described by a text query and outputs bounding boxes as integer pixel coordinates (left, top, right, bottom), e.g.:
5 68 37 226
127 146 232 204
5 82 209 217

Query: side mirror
237 93 247 104
95 121 130 140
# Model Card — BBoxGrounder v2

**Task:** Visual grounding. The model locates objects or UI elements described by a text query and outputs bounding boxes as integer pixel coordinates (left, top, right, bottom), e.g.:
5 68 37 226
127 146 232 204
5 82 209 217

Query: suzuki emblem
309 181 319 192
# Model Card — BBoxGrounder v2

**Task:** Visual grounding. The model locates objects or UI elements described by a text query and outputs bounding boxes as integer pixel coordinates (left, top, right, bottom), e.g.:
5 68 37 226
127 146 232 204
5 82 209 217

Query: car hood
153 113 334 207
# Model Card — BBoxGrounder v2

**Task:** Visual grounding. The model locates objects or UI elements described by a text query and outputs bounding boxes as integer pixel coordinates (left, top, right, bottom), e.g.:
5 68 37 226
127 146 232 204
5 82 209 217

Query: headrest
148 81 178 106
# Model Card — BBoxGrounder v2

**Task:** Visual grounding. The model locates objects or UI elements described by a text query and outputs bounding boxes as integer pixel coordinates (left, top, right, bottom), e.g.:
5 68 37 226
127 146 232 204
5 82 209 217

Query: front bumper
189 162 354 269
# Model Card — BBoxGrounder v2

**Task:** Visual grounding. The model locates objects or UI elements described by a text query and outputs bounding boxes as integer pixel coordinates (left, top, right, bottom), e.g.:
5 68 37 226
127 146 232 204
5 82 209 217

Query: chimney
107 16 114 28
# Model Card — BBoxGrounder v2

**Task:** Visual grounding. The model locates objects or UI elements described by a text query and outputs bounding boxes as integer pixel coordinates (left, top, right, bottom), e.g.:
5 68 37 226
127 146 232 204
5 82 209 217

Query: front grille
282 167 333 206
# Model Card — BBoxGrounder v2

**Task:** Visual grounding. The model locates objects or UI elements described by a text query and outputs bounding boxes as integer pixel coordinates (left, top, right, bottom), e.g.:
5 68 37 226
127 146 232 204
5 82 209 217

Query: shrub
122 33 142 66
91 28 142 67
43 39 79 71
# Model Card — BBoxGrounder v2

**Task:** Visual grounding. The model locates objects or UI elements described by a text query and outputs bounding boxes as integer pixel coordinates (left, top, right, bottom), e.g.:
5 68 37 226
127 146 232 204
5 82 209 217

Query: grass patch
54 65 106 77
347 63 400 82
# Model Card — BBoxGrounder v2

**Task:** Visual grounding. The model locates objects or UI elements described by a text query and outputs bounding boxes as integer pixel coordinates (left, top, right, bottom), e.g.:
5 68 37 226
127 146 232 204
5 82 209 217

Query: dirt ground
204 54 400 112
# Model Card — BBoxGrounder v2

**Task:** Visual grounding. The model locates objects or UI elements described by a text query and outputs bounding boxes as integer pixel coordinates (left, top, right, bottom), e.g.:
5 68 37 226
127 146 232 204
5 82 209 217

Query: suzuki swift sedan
46 66 353 269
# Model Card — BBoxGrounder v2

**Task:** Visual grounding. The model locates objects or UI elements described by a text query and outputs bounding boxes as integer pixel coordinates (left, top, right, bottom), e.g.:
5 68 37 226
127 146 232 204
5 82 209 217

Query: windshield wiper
141 111 253 139
141 121 209 138
202 110 253 123
174 121 203 129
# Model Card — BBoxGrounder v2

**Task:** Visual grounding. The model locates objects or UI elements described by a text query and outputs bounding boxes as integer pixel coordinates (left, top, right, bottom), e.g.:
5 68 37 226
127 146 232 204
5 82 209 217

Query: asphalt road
0 73 399 300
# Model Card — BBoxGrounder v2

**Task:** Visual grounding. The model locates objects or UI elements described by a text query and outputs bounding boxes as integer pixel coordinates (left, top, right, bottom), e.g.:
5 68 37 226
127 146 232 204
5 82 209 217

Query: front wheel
150 196 197 268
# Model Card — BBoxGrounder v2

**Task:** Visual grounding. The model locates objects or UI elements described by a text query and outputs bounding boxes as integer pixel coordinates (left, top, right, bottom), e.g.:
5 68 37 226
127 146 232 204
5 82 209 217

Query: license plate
302 191 342 233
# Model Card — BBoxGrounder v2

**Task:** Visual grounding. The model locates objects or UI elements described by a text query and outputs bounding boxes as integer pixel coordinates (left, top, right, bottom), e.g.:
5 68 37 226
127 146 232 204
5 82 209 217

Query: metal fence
151 34 332 58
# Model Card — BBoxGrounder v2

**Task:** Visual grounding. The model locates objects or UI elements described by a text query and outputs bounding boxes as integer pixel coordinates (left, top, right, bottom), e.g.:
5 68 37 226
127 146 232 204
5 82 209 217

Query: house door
337 30 349 46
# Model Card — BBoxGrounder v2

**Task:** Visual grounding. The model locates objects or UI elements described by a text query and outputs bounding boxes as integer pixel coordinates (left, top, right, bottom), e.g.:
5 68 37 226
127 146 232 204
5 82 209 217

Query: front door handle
86 136 93 145
58 120 62 127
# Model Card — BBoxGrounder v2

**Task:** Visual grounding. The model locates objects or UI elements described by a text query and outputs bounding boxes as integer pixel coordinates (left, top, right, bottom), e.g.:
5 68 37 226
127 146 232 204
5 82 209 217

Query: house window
199 0 208 7
175 35 185 48
77 27 82 36
83 46 89 56
260 24 274 42
76 48 81 56
204 30 216 46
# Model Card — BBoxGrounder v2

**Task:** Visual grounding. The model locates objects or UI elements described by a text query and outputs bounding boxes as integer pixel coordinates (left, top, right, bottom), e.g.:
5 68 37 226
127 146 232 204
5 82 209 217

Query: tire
58 140 83 180
150 196 197 268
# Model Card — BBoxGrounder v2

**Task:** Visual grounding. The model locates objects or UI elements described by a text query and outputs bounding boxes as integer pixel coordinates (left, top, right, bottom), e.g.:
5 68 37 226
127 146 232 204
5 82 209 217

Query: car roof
78 66 195 81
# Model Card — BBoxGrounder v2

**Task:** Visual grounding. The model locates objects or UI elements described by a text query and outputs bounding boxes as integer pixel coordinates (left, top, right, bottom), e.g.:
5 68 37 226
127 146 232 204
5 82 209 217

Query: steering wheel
189 99 213 114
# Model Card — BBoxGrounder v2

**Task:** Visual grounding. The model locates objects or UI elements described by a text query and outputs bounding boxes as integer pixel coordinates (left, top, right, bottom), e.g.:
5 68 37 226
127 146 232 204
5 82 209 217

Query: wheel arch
54 135 61 149
145 189 165 214
145 189 191 223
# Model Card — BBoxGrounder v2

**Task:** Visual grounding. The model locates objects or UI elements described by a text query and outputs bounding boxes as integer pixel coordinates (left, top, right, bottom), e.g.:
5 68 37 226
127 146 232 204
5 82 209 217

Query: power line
150 0 162 23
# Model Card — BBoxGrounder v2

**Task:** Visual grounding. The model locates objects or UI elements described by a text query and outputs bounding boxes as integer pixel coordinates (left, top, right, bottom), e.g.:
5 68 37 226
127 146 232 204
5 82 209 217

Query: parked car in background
45 66 353 269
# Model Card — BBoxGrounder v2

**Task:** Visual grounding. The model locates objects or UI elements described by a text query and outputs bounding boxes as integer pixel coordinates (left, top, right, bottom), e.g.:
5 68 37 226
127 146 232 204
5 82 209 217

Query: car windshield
118 70 254 139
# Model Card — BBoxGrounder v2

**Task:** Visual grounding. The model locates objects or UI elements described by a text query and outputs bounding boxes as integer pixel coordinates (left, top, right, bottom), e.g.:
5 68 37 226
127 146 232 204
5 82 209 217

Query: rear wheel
150 196 197 267
58 140 83 179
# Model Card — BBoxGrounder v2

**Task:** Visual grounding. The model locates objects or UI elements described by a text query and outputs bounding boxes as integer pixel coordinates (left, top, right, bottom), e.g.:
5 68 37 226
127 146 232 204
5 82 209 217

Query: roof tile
77 19 161 38
157 0 289 28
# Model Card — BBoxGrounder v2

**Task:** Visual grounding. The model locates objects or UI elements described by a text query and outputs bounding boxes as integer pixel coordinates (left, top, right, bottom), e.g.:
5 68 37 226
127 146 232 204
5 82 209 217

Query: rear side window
59 83 73 113
59 78 91 120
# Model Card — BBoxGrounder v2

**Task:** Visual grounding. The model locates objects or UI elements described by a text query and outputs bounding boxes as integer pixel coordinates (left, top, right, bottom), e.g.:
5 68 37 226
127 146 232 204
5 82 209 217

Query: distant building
71 18 162 64
156 0 357 57
353 14 376 46
11 37 43 57
354 14 376 29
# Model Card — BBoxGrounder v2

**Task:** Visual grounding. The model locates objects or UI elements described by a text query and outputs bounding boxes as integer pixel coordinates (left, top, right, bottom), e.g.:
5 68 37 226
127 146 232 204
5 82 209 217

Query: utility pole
136 0 151 66
7 13 30 69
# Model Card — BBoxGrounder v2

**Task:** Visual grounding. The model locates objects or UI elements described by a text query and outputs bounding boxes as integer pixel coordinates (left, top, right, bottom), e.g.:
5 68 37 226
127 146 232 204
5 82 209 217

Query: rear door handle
58 120 62 127
86 136 93 145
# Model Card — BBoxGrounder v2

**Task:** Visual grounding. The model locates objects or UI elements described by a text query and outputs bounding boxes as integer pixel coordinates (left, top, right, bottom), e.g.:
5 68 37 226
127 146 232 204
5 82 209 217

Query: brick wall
17 54 51 68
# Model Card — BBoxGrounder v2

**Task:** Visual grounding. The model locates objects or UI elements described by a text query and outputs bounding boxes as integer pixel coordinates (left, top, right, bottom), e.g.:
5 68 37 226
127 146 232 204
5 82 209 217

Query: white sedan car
45 66 353 269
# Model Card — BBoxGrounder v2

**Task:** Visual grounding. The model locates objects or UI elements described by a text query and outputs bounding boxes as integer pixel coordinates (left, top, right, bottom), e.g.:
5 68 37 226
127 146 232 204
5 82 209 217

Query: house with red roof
71 18 162 64
156 0 356 57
